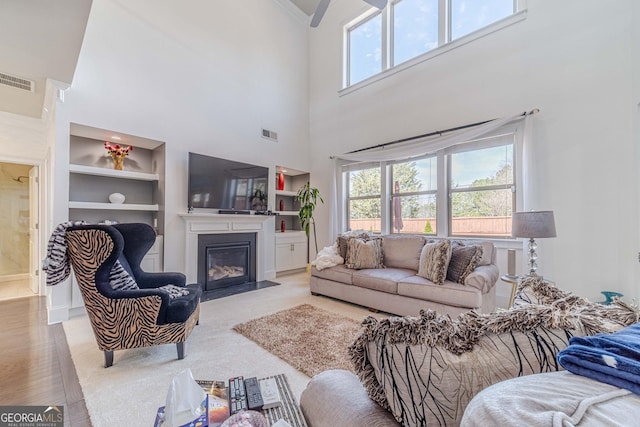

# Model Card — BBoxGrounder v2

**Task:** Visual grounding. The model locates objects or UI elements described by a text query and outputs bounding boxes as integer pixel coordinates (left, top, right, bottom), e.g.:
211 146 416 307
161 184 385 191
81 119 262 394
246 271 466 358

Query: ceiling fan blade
363 0 388 9
311 0 332 28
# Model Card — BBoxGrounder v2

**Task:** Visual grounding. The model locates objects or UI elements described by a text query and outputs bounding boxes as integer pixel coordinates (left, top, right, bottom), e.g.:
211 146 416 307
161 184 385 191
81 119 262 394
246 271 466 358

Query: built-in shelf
275 189 298 197
277 230 306 236
68 201 159 211
275 210 299 216
69 164 159 181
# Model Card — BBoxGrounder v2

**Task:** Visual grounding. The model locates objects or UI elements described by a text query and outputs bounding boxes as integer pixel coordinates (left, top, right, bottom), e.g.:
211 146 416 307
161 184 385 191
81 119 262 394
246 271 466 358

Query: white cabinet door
275 232 308 272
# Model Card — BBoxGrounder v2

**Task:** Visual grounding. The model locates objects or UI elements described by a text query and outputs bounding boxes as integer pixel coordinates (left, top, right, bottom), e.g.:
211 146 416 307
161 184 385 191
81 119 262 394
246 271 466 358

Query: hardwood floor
0 296 91 427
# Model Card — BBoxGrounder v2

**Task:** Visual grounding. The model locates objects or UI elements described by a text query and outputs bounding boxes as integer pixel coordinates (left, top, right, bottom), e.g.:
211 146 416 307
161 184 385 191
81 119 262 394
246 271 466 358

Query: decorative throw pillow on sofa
417 239 452 285
345 237 384 270
336 232 370 261
446 243 483 284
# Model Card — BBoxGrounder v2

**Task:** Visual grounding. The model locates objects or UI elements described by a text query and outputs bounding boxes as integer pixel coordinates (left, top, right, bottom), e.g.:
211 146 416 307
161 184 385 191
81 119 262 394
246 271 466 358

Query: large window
348 12 383 85
393 0 438 66
346 0 519 86
391 157 437 234
346 165 382 233
451 0 515 40
342 132 517 237
449 142 514 237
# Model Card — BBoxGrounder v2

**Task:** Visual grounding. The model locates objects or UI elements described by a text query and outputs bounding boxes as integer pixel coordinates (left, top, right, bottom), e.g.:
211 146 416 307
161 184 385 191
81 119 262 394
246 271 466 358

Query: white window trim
340 122 524 240
340 8 527 96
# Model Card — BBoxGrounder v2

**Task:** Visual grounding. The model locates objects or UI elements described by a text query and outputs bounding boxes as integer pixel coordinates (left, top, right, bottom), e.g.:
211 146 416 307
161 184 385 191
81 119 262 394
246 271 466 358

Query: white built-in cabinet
68 124 166 308
274 166 309 273
275 232 308 272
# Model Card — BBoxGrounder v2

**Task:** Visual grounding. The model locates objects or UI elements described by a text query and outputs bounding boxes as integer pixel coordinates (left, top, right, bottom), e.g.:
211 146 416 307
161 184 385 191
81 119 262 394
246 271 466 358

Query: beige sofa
310 234 499 317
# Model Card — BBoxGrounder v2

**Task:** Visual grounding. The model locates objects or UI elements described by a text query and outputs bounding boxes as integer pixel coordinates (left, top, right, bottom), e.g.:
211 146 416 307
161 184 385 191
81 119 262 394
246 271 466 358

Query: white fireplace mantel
180 213 276 284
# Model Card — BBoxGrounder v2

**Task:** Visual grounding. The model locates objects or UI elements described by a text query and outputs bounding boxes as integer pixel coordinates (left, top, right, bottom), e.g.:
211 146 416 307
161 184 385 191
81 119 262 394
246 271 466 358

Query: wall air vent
261 128 278 142
0 72 34 92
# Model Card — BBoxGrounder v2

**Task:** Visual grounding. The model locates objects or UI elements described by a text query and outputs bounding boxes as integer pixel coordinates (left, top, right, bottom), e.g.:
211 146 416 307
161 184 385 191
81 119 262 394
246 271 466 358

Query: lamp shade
512 211 556 238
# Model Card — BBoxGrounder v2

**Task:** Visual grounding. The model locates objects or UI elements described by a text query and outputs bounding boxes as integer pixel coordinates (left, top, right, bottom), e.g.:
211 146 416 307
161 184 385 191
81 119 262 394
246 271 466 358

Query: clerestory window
345 0 523 87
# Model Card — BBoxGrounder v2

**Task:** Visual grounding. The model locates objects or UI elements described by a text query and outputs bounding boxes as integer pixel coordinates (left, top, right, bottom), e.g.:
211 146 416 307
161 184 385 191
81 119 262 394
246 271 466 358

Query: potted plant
296 182 324 255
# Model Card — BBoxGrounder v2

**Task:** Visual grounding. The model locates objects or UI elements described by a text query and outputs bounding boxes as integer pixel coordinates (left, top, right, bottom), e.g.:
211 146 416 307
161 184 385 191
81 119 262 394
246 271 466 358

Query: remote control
228 376 248 415
244 377 264 410
258 377 282 409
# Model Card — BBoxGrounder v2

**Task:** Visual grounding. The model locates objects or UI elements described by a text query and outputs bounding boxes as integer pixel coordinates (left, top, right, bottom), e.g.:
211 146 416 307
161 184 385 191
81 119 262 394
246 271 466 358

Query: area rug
63 273 376 427
233 304 363 377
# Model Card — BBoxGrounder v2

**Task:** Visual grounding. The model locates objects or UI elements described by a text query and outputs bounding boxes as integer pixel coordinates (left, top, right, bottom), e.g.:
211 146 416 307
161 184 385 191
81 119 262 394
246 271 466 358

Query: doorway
0 161 38 300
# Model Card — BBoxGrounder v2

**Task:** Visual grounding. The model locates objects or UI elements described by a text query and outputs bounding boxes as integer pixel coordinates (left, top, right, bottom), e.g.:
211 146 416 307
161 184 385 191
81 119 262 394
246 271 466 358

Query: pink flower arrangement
104 141 132 158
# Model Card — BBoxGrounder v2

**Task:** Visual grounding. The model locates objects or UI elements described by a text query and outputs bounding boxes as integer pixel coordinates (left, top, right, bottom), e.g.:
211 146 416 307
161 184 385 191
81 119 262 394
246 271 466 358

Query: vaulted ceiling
288 0 320 16
0 0 92 118
0 0 316 119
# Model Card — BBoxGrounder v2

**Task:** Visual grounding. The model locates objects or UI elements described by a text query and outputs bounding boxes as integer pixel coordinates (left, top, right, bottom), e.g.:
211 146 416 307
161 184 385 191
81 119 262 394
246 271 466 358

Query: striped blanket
42 221 86 286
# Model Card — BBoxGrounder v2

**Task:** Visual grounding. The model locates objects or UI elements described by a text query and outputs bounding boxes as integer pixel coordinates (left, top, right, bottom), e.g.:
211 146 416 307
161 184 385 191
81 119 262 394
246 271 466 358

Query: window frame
339 123 523 238
390 155 438 235
342 0 527 92
446 134 517 237
344 161 386 234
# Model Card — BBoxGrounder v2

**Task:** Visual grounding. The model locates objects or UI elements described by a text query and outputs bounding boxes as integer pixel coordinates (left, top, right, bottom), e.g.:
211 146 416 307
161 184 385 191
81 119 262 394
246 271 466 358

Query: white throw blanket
311 244 344 271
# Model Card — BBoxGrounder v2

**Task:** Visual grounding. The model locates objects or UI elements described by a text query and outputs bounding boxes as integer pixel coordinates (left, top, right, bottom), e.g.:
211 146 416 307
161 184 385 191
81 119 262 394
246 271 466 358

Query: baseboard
47 305 70 325
0 273 29 282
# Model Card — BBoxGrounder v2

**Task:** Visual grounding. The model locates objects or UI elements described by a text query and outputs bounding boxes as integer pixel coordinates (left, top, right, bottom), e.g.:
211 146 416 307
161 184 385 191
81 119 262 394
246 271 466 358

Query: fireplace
181 212 276 285
198 233 256 291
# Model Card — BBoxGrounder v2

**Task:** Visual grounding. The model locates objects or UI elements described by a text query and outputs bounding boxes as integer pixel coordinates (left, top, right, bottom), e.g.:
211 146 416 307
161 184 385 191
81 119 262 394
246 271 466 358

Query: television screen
188 153 269 212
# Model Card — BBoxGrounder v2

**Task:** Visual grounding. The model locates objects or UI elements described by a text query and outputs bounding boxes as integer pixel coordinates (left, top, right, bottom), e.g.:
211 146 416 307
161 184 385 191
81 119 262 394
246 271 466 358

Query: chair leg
104 351 114 368
176 342 185 360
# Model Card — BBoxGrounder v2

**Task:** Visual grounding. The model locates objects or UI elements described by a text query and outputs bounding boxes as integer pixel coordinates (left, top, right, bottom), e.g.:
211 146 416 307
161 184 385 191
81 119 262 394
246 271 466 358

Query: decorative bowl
221 410 268 427
108 192 126 204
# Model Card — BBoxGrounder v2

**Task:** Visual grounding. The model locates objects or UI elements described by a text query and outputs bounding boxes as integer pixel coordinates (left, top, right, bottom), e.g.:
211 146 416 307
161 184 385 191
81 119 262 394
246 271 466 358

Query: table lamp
512 211 556 276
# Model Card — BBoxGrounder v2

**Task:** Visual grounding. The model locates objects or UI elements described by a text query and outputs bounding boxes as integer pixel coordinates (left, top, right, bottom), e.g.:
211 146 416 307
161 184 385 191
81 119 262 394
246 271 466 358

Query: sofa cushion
446 243 483 284
417 239 451 285
382 235 426 270
312 264 354 285
346 237 384 270
352 268 415 294
163 283 202 324
397 275 482 308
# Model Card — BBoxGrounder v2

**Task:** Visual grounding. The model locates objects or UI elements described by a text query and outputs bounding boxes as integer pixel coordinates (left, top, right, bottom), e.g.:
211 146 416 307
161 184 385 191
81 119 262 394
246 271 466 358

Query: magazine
196 380 230 427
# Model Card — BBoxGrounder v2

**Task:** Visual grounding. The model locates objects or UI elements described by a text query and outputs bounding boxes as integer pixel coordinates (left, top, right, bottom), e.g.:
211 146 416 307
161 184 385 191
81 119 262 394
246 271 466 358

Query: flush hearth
198 233 256 291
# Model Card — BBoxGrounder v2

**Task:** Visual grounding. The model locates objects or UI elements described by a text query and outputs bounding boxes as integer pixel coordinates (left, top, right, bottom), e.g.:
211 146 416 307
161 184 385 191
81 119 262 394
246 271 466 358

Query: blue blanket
557 323 640 395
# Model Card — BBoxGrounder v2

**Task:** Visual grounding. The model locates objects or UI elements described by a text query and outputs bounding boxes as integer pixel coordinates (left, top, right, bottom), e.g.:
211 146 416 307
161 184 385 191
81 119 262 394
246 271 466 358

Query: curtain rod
345 109 539 155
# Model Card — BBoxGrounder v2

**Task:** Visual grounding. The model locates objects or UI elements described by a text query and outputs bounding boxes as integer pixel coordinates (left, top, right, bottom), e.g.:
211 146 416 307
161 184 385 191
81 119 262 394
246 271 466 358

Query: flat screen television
188 152 269 212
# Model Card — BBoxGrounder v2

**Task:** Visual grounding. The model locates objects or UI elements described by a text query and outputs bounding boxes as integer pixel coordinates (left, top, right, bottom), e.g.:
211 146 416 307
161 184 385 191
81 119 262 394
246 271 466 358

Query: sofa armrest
300 370 400 427
465 264 499 293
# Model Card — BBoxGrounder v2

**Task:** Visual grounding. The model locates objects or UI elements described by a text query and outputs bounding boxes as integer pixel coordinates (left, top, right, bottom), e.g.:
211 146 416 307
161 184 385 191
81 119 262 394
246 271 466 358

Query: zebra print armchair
65 223 202 367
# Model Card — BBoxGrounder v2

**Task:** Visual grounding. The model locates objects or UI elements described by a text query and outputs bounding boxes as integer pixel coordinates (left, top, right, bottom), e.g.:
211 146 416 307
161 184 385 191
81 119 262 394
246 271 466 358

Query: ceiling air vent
262 128 278 142
0 72 34 92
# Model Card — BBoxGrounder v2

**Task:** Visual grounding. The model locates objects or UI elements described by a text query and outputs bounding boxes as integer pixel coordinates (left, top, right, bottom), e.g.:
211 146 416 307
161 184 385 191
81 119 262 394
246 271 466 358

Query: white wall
0 81 57 316
50 0 310 320
308 0 639 302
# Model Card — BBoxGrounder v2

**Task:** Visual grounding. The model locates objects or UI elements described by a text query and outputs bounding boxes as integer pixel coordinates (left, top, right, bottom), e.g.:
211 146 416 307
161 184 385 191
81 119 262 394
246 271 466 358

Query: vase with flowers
104 141 133 170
